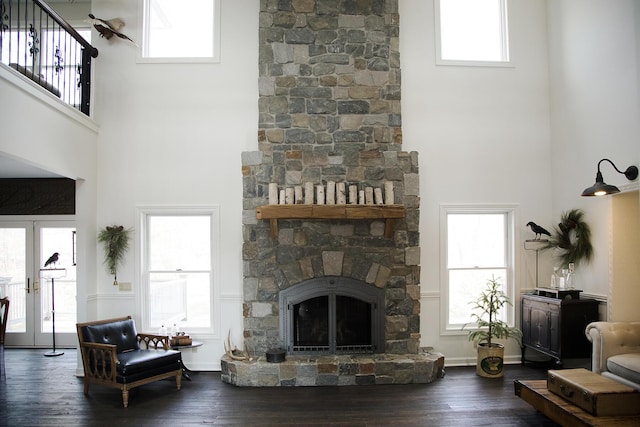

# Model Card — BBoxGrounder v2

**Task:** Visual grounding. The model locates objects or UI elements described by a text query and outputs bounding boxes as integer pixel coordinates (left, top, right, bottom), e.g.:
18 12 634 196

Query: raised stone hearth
221 348 445 387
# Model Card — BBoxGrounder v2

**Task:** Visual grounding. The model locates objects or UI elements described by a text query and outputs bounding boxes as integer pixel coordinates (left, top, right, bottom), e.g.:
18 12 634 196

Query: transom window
435 0 510 66
139 0 220 63
441 205 516 331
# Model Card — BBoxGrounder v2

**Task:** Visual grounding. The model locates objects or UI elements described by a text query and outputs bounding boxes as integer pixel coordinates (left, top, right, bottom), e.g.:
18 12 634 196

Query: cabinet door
530 307 550 350
548 309 560 356
522 301 532 344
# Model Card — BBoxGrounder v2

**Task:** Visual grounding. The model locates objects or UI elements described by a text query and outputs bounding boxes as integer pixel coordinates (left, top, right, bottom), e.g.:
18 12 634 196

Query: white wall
87 0 553 367
547 0 640 314
89 0 258 370
400 0 553 365
0 64 99 332
7 0 637 369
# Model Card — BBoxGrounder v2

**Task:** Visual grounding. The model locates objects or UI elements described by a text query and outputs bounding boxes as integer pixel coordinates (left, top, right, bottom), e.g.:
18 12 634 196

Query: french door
0 219 77 347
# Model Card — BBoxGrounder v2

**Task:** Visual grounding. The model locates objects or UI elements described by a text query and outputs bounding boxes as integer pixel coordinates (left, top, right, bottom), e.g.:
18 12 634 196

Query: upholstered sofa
76 316 182 407
585 321 640 391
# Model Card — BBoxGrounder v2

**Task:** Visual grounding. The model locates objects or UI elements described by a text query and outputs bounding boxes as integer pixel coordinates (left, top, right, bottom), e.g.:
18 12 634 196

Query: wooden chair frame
76 316 182 407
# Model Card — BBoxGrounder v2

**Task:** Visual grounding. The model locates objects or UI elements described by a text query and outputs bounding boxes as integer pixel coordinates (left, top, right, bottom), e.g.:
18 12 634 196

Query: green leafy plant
97 225 131 285
464 276 522 347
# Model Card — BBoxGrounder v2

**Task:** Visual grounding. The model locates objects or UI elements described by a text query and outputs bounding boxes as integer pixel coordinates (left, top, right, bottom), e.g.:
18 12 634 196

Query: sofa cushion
82 319 140 353
608 353 640 385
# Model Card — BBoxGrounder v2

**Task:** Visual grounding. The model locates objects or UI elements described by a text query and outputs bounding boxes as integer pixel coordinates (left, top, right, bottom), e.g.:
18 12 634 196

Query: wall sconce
581 158 639 196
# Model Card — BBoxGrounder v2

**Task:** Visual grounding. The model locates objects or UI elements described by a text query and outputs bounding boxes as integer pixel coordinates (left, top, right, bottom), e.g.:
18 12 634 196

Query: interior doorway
0 219 77 348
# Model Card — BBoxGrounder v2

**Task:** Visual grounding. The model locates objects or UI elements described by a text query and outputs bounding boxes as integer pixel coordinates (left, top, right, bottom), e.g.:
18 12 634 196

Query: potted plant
465 275 522 378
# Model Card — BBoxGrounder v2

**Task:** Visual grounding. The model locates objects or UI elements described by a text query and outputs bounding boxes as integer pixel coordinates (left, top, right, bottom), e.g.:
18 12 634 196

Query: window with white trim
139 207 219 334
435 0 510 65
442 205 516 330
139 0 220 63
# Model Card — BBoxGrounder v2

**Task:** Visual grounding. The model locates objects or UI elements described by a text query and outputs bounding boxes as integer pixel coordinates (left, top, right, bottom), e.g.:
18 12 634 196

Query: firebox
280 276 385 355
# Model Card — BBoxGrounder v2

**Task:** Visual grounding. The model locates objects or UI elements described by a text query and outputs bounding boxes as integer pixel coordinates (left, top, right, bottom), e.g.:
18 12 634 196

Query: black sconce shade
582 158 639 196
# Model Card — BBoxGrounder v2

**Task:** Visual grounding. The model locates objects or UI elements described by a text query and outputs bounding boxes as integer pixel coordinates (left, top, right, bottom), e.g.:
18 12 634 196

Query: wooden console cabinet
521 293 599 365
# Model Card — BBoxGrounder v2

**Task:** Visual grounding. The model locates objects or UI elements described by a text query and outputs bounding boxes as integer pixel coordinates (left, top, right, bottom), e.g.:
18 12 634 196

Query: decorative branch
97 225 131 285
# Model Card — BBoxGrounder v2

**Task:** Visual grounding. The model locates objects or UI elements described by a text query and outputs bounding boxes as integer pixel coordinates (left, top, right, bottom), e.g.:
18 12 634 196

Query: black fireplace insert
280 276 385 355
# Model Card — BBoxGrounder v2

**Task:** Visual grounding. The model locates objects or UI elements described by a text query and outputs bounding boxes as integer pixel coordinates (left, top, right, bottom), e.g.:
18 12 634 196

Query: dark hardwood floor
0 349 572 426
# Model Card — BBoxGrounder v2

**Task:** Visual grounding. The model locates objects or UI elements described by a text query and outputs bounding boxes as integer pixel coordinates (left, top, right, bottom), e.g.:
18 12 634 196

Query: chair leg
122 388 129 408
83 378 90 396
176 371 182 390
0 346 5 381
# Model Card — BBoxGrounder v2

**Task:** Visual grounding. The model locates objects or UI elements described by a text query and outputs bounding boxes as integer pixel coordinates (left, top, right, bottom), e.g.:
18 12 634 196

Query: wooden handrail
33 0 99 58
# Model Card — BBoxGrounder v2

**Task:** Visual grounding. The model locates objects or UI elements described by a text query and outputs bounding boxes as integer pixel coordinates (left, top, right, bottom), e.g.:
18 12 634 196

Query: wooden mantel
256 204 406 239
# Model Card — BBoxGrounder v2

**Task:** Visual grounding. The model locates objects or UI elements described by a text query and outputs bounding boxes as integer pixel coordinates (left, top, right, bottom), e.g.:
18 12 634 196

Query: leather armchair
77 316 182 407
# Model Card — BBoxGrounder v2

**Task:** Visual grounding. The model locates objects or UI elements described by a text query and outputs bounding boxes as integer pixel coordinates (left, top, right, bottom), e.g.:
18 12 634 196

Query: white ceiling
0 155 63 178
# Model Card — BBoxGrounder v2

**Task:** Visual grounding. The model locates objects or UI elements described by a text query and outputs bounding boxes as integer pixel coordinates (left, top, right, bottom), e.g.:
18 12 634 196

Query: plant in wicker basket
97 225 131 285
464 276 521 378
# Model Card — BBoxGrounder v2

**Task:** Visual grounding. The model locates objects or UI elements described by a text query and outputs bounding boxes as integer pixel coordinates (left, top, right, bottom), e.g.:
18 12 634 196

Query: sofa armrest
586 321 640 374
137 333 171 350
79 341 119 384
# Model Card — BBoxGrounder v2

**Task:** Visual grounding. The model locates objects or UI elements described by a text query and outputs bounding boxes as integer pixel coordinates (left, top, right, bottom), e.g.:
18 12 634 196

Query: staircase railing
0 0 98 115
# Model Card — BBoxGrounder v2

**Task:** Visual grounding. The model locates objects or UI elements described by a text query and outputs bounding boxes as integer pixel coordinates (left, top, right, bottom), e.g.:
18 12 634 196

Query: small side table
171 340 203 381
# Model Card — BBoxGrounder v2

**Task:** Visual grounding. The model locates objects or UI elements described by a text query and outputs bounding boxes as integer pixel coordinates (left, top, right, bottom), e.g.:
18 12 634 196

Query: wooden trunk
547 368 640 416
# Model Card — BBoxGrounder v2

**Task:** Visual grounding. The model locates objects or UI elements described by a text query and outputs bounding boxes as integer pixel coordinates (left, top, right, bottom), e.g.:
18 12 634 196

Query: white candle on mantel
326 181 336 205
285 187 294 205
359 190 365 205
384 181 394 205
316 185 325 205
269 183 279 205
336 182 346 205
294 186 303 204
304 182 314 204
374 188 384 205
279 190 286 205
365 187 374 205
349 185 358 204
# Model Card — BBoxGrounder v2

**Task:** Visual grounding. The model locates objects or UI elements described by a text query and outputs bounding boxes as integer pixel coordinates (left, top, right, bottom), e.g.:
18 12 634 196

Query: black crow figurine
526 222 551 240
44 252 59 268
87 14 138 46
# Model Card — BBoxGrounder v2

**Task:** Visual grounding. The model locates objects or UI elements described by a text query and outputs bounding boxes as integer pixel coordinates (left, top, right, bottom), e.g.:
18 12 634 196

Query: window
139 0 220 63
139 207 219 335
441 205 516 331
435 0 510 66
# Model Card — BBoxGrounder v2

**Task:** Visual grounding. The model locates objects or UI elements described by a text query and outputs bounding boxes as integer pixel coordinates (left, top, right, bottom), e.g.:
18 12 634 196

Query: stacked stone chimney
241 0 420 357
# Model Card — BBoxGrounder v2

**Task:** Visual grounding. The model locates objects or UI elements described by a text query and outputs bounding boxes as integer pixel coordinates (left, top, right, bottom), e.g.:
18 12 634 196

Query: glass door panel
0 222 34 346
36 224 77 347
0 221 76 347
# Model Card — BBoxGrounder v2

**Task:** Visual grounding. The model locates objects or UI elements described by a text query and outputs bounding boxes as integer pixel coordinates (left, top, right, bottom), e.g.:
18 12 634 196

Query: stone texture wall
241 0 420 356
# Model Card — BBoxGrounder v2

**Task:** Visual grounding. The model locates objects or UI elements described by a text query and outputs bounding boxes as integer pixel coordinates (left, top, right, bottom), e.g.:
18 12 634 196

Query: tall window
442 205 516 331
435 0 510 65
139 207 219 334
139 0 220 63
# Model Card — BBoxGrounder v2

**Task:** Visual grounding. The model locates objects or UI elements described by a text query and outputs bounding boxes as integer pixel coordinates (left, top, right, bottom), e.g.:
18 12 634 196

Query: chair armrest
79 342 119 383
586 321 640 373
137 333 170 350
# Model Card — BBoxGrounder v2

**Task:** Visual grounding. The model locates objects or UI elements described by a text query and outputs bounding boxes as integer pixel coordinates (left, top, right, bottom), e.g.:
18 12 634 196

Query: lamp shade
581 160 638 197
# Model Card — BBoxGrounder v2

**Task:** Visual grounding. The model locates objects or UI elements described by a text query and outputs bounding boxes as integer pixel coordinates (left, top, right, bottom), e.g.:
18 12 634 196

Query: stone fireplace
224 0 444 386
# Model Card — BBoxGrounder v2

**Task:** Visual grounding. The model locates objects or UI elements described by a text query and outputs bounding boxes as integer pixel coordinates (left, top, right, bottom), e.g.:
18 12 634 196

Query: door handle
25 277 30 294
